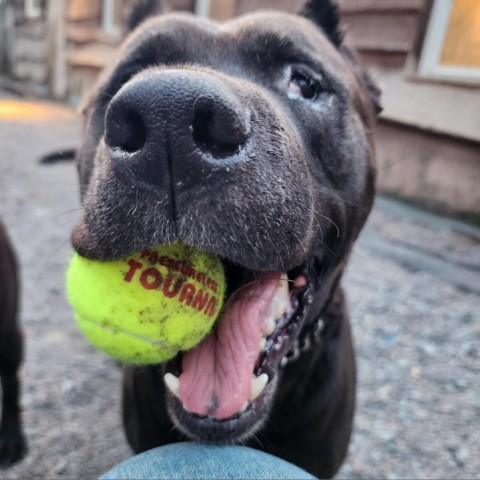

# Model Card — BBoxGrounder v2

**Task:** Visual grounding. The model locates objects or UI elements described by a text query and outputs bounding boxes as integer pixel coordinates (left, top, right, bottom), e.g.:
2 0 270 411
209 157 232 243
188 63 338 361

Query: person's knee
100 442 317 480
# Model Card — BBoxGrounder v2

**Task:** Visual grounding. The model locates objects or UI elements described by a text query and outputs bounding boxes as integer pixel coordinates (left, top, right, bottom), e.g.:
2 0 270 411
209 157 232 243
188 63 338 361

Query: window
419 0 480 84
25 0 42 19
102 0 123 36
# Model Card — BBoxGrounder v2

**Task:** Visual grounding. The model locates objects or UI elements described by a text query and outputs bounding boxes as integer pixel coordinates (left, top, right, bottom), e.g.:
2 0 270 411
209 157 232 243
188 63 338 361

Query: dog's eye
288 72 319 100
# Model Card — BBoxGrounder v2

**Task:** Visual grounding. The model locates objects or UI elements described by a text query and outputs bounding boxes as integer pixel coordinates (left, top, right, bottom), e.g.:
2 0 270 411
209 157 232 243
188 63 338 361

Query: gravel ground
0 93 479 479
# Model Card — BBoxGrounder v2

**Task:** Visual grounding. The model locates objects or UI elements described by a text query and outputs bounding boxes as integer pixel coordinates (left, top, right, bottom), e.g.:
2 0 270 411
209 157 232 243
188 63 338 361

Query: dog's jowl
0 220 26 468
72 0 380 477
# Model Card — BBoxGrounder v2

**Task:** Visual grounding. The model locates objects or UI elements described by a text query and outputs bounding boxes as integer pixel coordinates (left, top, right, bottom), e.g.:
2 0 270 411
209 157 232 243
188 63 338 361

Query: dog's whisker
241 229 261 262
249 432 266 449
288 228 310 269
320 240 337 258
311 213 340 258
310 187 361 207
264 228 287 273
52 208 84 219
57 216 84 228
166 425 182 439
315 212 341 239
310 230 338 259
313 215 325 245
97 90 116 100
46 237 73 263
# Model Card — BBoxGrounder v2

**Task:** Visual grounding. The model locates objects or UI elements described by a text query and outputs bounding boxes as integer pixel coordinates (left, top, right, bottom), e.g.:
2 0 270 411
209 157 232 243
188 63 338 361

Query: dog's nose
104 70 250 189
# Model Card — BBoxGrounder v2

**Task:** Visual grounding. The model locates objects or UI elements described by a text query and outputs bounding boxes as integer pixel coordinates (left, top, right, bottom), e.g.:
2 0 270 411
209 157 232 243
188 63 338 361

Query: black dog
72 0 380 477
0 220 26 468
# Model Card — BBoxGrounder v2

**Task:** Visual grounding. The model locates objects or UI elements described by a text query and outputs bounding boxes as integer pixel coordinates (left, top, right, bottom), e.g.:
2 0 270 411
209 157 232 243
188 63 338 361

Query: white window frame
418 0 480 85
25 0 42 19
102 0 122 36
195 0 212 17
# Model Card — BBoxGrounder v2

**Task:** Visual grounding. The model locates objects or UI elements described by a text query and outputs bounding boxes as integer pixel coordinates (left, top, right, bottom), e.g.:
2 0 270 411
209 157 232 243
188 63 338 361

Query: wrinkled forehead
119 11 354 85
224 12 339 64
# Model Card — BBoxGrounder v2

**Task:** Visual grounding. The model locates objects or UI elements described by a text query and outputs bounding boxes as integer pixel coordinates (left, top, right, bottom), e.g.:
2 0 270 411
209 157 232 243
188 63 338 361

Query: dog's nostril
121 110 147 153
106 109 147 154
192 102 248 159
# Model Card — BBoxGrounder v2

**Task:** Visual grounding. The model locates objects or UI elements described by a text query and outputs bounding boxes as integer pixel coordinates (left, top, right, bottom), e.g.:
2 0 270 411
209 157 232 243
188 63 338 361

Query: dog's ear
298 0 343 48
361 69 383 116
127 0 165 32
341 46 383 117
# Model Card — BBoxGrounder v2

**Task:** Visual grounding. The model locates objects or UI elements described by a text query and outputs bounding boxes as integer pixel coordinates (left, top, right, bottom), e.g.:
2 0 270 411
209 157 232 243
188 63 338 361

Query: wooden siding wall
339 0 424 68
65 0 114 105
64 0 194 104
11 13 50 95
234 0 424 68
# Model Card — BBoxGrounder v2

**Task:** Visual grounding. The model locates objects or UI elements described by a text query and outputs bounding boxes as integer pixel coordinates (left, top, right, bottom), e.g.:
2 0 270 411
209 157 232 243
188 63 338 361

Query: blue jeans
100 442 317 479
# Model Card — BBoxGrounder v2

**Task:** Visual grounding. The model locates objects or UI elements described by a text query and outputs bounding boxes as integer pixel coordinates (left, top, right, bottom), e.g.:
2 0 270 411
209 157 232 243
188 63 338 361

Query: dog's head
72 0 380 442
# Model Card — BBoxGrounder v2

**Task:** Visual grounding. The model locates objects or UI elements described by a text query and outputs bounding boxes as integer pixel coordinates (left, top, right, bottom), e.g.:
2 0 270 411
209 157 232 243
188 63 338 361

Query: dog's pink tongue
179 272 280 419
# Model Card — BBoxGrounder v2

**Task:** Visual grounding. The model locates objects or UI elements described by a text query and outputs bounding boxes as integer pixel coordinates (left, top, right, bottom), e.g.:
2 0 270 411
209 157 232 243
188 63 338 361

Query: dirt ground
0 92 479 479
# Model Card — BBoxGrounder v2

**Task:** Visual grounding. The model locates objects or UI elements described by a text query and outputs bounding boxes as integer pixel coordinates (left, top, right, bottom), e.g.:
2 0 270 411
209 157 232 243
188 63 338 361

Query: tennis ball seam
77 316 179 353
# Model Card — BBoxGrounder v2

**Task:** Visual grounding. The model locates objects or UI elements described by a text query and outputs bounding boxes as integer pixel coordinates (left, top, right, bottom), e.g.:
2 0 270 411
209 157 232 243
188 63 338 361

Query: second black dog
0 220 26 468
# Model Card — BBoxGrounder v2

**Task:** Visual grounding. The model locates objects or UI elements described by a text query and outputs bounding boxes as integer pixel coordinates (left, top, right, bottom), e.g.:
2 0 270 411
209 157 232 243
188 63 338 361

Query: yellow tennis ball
66 243 225 365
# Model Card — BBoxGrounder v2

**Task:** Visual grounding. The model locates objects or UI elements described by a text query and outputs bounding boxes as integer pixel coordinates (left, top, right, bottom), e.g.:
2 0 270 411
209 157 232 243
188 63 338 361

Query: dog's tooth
260 337 267 351
281 356 289 368
274 297 288 319
240 401 249 413
278 275 289 297
164 373 180 399
264 316 276 335
275 277 291 318
250 373 269 402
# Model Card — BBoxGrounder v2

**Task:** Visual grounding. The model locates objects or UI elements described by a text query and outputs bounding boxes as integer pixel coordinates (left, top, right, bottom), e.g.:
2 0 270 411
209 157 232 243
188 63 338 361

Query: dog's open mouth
163 258 320 436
